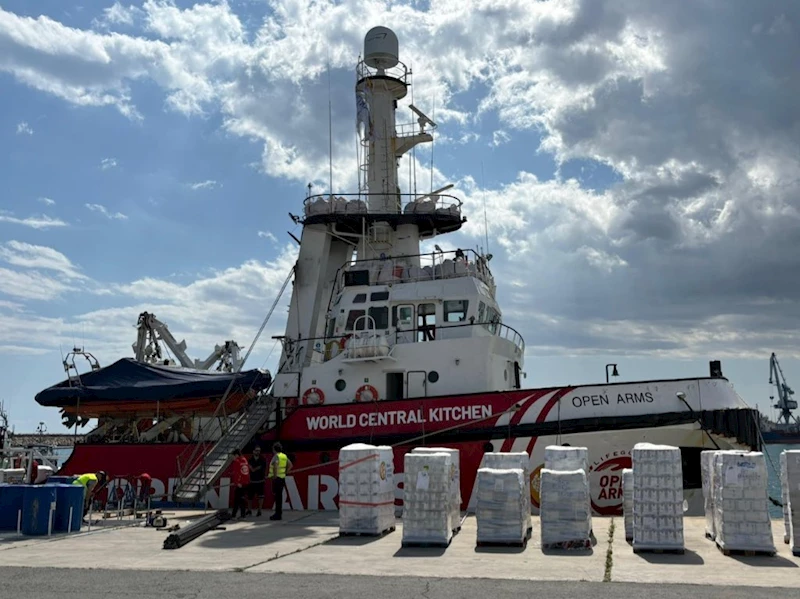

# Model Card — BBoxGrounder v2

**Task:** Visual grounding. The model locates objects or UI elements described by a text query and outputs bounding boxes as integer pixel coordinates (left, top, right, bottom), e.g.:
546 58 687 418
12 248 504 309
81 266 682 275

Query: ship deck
0 511 797 590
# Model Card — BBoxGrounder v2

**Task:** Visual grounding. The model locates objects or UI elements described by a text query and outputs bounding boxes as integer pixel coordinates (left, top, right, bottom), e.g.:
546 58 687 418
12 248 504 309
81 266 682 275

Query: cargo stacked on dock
781 451 791 544
544 446 589 473
475 468 528 546
402 452 453 547
412 447 461 532
712 451 775 555
480 452 532 534
701 450 717 540
622 468 633 542
539 468 592 549
632 443 684 553
782 450 800 556
338 443 395 536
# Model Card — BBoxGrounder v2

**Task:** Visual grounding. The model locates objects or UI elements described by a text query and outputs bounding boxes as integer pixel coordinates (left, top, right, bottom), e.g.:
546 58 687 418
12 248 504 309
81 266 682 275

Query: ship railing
332 248 496 297
302 192 462 219
303 318 524 364
356 59 409 85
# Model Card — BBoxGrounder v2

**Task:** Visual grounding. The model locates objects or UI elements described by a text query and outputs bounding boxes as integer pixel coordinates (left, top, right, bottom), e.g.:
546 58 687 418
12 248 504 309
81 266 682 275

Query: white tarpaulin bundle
622 468 633 542
402 452 453 546
632 443 684 552
338 443 395 535
713 451 775 554
480 452 532 532
544 446 588 474
781 450 800 554
540 468 591 548
412 447 461 531
475 468 527 545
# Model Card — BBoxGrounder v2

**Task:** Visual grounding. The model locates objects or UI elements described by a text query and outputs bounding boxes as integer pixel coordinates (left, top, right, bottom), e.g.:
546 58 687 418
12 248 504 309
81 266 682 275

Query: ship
38 26 761 516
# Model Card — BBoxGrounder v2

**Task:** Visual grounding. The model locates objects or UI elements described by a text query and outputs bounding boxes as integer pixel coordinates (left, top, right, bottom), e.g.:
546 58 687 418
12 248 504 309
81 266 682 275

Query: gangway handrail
175 265 295 493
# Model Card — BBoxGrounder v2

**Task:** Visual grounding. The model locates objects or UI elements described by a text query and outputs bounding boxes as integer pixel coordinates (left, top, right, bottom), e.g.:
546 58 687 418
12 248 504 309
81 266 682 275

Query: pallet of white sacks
401 536 453 549
477 537 527 548
338 525 396 538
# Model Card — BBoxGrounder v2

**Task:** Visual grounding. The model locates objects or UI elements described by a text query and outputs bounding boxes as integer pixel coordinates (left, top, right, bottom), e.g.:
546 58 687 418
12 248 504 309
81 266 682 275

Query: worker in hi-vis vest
72 471 107 520
267 442 292 521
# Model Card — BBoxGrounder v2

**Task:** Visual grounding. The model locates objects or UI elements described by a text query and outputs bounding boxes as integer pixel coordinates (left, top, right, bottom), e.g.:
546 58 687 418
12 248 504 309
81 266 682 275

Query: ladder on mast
172 266 295 504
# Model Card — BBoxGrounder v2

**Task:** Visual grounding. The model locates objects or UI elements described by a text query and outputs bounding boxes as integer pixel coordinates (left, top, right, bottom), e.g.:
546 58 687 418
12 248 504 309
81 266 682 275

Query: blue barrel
0 485 26 530
47 476 77 485
53 484 83 533
21 485 57 536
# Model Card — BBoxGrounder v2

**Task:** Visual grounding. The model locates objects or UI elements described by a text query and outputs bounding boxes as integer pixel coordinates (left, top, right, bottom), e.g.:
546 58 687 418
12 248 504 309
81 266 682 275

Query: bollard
68 507 73 534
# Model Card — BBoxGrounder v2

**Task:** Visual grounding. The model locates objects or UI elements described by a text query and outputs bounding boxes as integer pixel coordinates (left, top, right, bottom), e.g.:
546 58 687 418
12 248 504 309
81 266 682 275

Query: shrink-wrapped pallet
412 447 461 531
480 451 532 532
475 468 527 545
632 443 684 552
402 452 453 546
622 468 633 542
782 450 800 555
701 450 717 540
781 451 790 544
713 451 775 554
338 443 395 535
540 468 591 548
544 446 588 474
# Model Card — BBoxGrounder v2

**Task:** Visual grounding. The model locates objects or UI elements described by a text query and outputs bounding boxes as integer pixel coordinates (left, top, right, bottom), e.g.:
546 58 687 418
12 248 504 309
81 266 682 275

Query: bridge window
370 291 389 301
353 293 367 304
444 300 469 322
346 310 365 331
418 303 436 341
478 301 485 323
368 306 389 330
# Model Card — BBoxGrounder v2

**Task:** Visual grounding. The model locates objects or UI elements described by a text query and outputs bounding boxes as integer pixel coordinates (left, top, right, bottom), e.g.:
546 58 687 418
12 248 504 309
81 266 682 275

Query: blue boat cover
35 358 271 407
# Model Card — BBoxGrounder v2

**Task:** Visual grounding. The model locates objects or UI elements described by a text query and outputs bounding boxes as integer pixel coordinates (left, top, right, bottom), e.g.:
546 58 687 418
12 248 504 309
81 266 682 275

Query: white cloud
189 180 219 190
16 121 33 135
0 212 68 229
85 203 128 220
100 158 118 170
37 197 55 206
0 267 71 301
257 230 278 243
491 130 510 147
0 241 88 280
96 2 143 27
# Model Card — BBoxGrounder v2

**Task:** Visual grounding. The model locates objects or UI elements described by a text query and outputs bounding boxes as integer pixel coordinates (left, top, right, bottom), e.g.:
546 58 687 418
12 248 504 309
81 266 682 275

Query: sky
1 0 799 432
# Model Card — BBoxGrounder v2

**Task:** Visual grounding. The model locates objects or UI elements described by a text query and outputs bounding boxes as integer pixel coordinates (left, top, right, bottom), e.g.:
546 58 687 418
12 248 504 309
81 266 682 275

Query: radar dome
364 26 399 69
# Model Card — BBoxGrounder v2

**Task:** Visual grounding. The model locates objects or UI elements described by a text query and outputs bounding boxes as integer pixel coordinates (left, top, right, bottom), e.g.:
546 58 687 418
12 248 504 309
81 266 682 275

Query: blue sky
1 1 799 432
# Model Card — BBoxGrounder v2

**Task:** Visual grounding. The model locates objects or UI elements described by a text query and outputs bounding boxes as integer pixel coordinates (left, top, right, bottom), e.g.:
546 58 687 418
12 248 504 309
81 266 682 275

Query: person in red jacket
230 449 250 519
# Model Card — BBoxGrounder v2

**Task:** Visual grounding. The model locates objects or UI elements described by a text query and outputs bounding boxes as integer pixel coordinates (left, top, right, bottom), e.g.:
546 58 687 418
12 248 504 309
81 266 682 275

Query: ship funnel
364 26 399 70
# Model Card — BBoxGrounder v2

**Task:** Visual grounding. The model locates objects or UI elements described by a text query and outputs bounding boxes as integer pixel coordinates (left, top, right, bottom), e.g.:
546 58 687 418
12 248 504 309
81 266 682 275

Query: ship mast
356 26 435 262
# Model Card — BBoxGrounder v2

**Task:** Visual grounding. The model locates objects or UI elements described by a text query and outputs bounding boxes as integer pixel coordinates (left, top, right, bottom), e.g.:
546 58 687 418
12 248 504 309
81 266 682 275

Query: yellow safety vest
73 473 98 487
268 453 288 478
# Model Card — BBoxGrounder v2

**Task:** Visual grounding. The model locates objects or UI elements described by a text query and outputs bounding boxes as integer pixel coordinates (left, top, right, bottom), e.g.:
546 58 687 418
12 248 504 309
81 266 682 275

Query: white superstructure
273 27 523 406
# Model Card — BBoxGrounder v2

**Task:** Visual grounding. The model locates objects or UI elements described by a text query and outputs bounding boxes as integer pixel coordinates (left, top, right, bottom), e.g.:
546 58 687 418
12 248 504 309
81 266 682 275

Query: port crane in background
769 352 798 425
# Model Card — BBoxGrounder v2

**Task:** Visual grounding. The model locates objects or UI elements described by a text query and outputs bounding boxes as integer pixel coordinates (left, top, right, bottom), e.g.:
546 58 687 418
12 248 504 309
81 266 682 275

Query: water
766 443 797 519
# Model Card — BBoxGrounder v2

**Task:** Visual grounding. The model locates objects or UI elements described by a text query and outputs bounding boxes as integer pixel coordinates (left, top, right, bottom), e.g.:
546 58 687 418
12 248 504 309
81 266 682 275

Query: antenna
327 53 334 196
429 96 435 194
481 161 489 256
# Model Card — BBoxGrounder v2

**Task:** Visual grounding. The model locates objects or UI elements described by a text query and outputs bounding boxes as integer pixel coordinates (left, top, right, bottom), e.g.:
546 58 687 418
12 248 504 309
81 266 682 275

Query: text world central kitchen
306 405 493 431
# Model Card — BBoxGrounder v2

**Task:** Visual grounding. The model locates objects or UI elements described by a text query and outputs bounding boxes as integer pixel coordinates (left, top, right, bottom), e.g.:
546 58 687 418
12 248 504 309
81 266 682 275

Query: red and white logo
588 450 631 516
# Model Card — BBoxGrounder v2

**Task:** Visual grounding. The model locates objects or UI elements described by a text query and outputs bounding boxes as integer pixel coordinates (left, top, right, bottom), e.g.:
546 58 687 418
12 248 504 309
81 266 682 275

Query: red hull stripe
525 387 575 455
499 389 552 452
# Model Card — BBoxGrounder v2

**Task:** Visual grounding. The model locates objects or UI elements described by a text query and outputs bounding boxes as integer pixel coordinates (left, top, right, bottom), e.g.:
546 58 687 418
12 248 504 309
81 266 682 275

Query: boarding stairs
173 395 278 503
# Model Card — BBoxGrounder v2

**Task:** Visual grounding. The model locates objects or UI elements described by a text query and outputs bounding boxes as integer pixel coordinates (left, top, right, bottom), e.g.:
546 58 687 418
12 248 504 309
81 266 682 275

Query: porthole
335 379 346 391
428 371 439 383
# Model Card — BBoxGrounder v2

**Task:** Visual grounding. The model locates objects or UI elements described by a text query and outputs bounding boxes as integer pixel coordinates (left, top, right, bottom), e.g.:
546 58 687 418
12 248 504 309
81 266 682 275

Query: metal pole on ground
48 505 54 537
68 507 73 534
17 509 21 535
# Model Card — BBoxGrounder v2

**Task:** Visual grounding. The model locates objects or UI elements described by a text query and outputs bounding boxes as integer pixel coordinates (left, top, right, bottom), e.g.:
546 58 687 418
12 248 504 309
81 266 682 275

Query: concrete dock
1 512 798 591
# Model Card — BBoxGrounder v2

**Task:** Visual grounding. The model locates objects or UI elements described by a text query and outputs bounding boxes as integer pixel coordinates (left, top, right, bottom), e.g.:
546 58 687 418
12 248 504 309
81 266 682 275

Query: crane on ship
133 311 243 372
769 352 798 425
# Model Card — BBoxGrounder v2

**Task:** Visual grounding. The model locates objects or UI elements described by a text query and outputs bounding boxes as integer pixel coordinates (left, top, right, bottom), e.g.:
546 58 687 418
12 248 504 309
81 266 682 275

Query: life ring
355 384 379 403
338 334 352 350
302 387 325 405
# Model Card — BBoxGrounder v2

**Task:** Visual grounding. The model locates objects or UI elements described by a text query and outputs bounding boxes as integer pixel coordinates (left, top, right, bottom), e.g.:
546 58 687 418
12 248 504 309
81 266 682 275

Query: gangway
172 266 295 503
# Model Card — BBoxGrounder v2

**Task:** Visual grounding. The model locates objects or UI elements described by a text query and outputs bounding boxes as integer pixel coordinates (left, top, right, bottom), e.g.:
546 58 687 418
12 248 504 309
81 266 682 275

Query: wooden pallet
633 547 685 555
339 526 395 538
401 537 452 549
717 545 776 557
476 537 527 549
543 539 592 551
